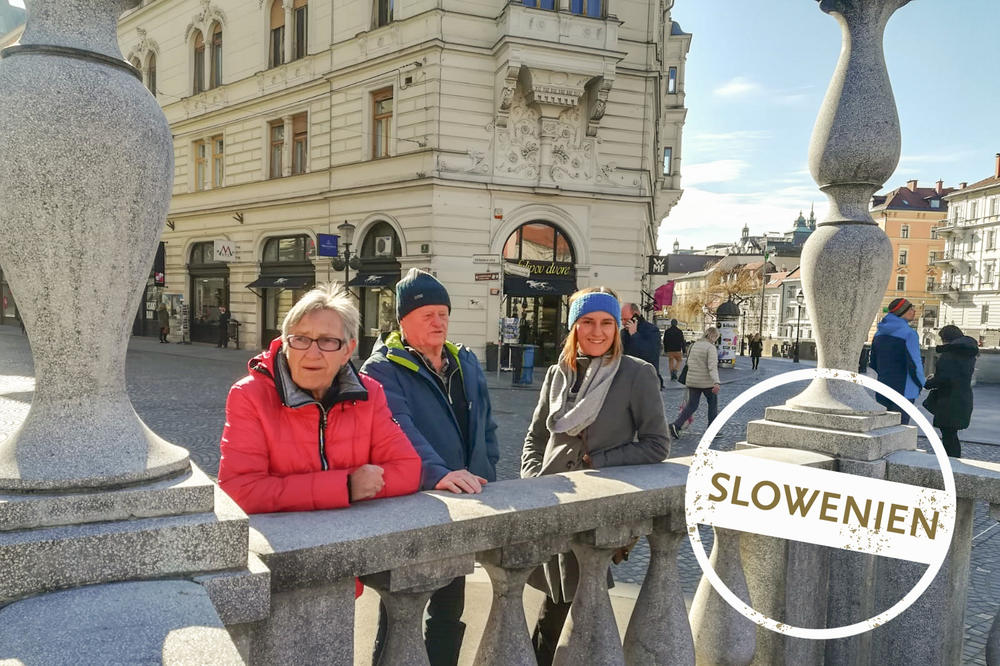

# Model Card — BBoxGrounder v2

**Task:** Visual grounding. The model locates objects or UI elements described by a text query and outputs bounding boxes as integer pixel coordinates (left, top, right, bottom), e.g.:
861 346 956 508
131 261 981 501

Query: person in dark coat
621 302 663 388
157 303 170 343
923 325 978 458
748 333 763 370
663 318 686 381
217 306 231 348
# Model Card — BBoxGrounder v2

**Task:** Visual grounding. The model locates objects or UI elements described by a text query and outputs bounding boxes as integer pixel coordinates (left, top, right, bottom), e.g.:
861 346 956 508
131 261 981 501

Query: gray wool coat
520 354 669 602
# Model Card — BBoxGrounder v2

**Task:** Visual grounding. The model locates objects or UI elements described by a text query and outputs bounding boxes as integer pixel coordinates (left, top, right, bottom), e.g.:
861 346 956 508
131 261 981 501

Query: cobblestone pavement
0 326 997 663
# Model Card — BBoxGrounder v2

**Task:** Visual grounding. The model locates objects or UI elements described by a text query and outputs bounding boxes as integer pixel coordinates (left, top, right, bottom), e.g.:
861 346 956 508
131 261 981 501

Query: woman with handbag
668 326 721 440
923 325 978 458
520 286 669 665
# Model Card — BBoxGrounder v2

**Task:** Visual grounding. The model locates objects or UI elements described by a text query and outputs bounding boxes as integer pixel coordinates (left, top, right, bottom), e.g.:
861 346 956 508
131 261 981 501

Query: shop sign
317 233 339 258
648 255 671 275
501 317 520 343
213 240 236 262
503 263 531 278
473 254 500 264
718 320 739 364
475 272 499 281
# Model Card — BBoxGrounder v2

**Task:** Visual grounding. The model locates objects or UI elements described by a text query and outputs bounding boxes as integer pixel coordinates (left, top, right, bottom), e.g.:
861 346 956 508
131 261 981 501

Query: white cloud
713 77 763 98
682 159 748 185
657 186 827 254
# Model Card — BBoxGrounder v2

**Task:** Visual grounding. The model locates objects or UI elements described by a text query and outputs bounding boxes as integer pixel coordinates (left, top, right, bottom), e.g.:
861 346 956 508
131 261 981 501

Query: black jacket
663 324 686 353
923 336 978 430
621 316 662 369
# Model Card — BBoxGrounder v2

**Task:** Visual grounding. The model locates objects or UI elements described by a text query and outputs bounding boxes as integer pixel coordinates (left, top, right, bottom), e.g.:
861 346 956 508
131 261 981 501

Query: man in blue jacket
621 302 664 388
361 268 498 665
870 297 925 424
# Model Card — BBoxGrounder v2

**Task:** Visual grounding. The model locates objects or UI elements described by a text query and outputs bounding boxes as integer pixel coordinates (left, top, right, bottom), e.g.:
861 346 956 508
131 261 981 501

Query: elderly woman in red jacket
218 282 421 517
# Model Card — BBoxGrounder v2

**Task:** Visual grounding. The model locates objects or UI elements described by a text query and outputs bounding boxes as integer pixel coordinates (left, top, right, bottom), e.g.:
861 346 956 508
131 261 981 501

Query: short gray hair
280 283 359 349
704 326 719 342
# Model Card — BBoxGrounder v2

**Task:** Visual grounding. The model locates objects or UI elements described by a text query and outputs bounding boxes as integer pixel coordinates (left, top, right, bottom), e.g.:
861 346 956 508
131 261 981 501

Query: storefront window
257 234 316 346
354 222 402 357
188 241 230 344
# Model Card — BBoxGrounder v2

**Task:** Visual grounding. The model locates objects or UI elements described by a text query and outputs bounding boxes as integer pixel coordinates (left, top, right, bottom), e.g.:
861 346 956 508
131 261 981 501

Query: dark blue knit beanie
396 268 451 320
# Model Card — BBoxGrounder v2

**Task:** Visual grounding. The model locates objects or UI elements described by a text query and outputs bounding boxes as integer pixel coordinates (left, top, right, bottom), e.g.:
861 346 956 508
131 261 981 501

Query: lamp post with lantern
794 288 804 363
330 220 362 294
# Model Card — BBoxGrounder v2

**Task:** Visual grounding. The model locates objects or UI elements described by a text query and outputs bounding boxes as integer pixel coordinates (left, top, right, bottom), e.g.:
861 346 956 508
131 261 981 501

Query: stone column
283 0 294 65
475 538 568 666
0 0 189 490
282 114 294 177
622 515 695 666
787 0 912 414
689 527 756 666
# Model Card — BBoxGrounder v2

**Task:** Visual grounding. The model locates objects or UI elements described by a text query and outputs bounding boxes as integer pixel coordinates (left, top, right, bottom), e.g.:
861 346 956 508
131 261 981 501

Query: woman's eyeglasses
285 335 346 352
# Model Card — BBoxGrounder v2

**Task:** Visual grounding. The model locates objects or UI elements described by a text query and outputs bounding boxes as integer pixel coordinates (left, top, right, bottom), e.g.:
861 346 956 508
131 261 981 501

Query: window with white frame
211 135 224 188
982 304 990 325
375 0 394 27
193 140 208 191
372 88 393 159
291 113 307 175
896 276 905 291
898 248 908 265
900 225 909 239
268 121 283 178
667 67 677 94
988 230 997 250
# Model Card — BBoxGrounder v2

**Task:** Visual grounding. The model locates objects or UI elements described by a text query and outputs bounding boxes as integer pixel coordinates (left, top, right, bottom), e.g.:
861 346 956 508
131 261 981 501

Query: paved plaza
0 326 997 663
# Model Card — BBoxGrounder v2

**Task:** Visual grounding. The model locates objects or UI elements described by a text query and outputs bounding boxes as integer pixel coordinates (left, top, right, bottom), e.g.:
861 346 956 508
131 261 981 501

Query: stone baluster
983 504 999 666
363 555 474 666
475 537 569 666
786 0 913 415
623 515 694 665
554 523 649 666
689 527 756 666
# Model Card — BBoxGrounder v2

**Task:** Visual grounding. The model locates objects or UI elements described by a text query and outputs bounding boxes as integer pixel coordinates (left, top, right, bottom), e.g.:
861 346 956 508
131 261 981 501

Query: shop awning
503 274 577 297
347 272 400 288
246 276 314 290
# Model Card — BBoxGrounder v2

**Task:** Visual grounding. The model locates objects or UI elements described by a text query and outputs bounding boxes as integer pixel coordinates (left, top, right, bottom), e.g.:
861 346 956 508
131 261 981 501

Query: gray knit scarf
547 354 621 436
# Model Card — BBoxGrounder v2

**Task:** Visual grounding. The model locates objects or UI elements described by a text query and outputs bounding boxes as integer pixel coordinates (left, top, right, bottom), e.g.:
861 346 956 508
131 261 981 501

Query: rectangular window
988 230 997 250
292 113 307 175
193 42 205 93
970 201 979 219
570 0 603 16
667 67 677 94
992 198 999 216
375 0 393 27
930 199 940 209
194 140 208 191
898 248 908 265
294 4 307 60
900 225 909 239
926 276 936 292
985 263 995 285
270 27 284 67
210 27 222 88
372 88 393 159
896 276 905 291
929 250 937 262
982 304 990 325
211 135 224 188
662 147 672 176
269 121 284 178
522 0 556 8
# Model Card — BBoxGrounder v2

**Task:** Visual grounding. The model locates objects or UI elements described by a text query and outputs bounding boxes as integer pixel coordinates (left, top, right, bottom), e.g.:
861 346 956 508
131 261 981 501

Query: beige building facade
114 0 690 363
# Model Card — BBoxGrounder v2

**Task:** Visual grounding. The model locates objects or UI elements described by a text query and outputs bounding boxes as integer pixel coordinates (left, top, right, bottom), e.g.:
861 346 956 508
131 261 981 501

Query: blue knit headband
568 292 621 328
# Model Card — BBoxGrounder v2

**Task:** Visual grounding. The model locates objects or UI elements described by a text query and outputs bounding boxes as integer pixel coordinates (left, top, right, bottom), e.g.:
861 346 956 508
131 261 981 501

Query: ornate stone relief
549 106 595 183
124 27 160 65
494 88 540 180
586 78 613 137
438 149 490 175
184 0 226 42
495 65 521 129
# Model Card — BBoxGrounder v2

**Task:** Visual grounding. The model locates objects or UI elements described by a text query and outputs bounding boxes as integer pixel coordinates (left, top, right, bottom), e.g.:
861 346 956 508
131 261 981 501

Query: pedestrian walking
157 303 170 343
869 297 925 424
922 325 978 458
520 286 668 665
621 302 663 388
361 268 499 666
217 305 231 348
668 327 721 439
749 333 763 370
663 318 686 381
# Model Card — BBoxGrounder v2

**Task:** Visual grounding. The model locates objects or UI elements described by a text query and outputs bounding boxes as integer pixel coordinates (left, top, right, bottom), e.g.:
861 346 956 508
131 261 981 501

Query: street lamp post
757 246 768 336
794 288 804 363
330 220 362 294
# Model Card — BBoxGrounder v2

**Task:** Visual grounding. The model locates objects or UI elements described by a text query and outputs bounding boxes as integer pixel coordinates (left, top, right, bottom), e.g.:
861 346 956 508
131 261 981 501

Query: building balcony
497 1 623 53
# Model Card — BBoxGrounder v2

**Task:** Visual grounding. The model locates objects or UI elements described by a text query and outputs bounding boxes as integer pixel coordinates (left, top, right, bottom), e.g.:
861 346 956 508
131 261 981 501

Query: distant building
935 155 1000 347
731 207 817 259
869 178 954 342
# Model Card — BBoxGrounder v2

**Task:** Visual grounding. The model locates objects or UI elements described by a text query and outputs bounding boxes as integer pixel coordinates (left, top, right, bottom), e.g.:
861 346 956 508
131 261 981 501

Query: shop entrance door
507 294 567 367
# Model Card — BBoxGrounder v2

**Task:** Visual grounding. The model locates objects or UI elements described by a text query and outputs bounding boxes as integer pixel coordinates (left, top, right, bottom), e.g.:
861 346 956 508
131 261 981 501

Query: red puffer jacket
218 338 422 595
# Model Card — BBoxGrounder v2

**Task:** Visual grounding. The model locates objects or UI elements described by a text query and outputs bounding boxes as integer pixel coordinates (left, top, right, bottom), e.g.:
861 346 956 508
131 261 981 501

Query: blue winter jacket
870 313 926 401
622 317 662 370
360 332 499 490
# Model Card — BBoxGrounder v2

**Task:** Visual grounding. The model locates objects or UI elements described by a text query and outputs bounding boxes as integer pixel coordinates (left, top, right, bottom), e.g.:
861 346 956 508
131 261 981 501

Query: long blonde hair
559 286 623 372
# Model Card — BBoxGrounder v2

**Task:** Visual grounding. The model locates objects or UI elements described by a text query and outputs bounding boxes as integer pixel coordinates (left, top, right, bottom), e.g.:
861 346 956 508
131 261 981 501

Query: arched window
129 57 142 83
209 23 223 88
269 1 285 68
293 0 308 60
503 221 575 264
146 52 157 97
192 30 205 93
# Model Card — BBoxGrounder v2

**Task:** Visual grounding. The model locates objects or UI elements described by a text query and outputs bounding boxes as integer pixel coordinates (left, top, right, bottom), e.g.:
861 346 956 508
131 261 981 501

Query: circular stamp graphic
684 367 957 640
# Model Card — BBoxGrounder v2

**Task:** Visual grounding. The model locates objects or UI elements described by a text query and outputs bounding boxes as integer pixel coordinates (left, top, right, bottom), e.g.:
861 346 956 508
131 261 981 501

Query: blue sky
663 0 1000 253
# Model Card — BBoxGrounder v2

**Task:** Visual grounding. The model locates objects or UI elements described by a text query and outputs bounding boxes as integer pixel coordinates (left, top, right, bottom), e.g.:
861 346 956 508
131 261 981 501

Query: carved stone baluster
787 0 913 414
554 523 649 666
475 538 569 666
623 515 694 666
363 555 474 666
689 527 756 666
